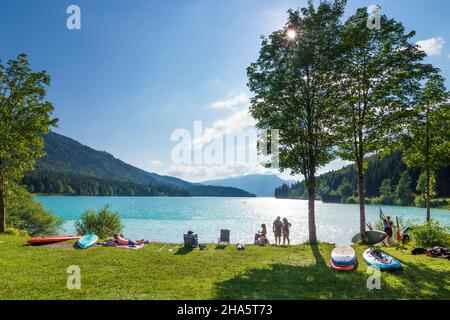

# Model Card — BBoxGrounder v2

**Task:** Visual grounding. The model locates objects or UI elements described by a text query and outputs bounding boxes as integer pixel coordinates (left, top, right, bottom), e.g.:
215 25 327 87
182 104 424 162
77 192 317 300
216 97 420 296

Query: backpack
411 247 427 255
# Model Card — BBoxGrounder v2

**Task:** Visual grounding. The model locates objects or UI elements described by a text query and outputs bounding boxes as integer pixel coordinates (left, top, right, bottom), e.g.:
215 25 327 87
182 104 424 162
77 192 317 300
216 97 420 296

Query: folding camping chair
184 231 198 248
217 229 230 246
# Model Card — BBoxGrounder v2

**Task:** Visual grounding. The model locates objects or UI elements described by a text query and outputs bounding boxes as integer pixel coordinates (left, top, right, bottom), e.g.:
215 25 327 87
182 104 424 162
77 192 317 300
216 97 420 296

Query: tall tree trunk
357 159 366 243
307 173 317 244
0 168 5 233
425 108 431 223
426 167 431 223
356 128 366 243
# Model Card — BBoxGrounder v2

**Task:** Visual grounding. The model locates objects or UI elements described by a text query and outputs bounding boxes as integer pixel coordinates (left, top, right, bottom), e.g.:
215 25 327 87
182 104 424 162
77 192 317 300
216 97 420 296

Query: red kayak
27 235 81 245
330 258 358 271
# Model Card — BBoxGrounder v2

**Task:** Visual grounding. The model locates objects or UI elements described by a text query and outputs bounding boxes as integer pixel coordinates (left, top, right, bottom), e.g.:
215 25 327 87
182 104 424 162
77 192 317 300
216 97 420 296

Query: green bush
4 227 22 236
6 183 63 236
411 220 449 248
414 195 449 209
413 194 426 208
75 205 123 239
346 196 358 204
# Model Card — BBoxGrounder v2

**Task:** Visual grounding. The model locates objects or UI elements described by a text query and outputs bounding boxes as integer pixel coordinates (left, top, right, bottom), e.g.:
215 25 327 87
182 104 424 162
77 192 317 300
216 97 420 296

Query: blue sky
1 0 449 182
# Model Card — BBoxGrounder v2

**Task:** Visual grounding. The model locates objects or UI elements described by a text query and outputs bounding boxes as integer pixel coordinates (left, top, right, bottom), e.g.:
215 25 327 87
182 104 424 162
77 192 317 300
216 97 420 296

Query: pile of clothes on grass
411 246 450 259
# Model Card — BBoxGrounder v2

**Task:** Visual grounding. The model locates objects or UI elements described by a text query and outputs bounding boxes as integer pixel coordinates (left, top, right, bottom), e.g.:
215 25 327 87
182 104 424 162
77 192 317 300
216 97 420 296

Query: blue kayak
363 248 401 270
77 234 99 249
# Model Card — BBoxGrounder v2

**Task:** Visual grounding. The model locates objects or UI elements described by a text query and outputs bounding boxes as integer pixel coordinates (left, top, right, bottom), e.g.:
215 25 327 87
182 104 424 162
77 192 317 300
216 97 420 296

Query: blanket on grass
101 240 146 249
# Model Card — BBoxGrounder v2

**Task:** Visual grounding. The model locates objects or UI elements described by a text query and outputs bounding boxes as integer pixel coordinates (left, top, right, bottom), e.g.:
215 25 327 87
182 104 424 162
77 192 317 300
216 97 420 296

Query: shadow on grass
215 245 228 250
213 244 449 300
174 247 194 255
23 241 80 250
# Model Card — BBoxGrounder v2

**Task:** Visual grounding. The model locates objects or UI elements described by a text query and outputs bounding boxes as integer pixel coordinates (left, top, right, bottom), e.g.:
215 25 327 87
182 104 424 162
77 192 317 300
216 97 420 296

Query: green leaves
0 53 58 231
0 54 58 182
335 8 431 161
6 183 63 236
401 74 450 171
75 205 123 239
248 1 346 178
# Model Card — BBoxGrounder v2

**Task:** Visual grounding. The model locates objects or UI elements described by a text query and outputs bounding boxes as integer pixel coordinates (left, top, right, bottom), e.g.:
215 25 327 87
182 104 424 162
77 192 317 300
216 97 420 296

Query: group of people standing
254 216 292 246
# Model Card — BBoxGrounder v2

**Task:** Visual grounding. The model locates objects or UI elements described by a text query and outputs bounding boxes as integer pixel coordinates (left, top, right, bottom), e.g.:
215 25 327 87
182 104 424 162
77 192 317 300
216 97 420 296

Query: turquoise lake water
35 196 450 245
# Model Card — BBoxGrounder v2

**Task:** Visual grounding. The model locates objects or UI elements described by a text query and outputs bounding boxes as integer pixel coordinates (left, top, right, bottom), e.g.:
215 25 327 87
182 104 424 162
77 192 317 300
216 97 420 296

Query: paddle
396 216 402 243
379 205 385 220
168 244 182 252
157 244 169 252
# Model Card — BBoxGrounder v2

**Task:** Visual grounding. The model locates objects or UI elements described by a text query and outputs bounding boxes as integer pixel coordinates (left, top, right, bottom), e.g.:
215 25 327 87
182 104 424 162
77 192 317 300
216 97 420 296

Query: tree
247 0 346 243
0 54 58 232
55 180 64 194
415 171 437 209
337 178 353 201
64 184 76 195
335 8 432 241
401 75 450 221
75 205 123 239
395 171 414 206
7 183 62 235
379 179 394 205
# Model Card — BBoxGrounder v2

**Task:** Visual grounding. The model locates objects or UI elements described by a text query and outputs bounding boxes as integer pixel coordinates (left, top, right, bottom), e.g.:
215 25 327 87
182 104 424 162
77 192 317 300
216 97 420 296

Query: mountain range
23 132 255 197
202 174 294 197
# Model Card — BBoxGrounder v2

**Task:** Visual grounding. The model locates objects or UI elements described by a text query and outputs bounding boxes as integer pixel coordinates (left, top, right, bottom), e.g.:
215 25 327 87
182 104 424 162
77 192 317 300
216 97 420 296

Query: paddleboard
330 258 358 271
362 248 401 270
28 235 81 245
77 234 99 249
351 230 387 245
331 245 356 266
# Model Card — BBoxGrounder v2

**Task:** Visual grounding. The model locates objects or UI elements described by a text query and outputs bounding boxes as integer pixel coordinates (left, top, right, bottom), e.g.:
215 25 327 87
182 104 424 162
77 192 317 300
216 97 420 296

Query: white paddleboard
331 245 356 264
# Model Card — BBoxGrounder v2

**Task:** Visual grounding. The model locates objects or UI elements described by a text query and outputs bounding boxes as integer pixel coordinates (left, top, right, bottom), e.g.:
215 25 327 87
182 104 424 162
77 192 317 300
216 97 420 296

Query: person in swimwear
254 223 267 244
113 233 148 246
381 215 395 246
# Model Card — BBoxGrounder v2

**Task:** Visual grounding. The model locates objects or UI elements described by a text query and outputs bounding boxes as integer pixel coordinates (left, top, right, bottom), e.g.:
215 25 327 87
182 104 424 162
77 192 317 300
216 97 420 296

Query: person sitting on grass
254 223 267 244
273 216 282 246
113 233 148 246
282 218 292 246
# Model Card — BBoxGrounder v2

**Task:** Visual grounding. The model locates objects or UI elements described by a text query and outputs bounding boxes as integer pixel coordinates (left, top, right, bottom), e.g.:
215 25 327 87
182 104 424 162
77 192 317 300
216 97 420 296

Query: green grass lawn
0 234 448 300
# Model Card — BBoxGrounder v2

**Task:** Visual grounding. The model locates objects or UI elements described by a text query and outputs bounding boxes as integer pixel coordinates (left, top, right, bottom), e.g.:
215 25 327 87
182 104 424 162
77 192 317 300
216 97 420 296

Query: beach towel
117 244 146 249
101 241 146 249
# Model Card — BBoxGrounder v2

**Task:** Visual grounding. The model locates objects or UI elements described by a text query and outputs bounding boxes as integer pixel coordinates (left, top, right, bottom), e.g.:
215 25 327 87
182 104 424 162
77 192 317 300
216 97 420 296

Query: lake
35 196 450 245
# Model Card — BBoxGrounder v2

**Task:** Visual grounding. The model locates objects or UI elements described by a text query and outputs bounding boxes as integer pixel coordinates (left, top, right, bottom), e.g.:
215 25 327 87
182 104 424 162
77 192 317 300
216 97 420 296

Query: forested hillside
275 152 450 200
21 133 255 197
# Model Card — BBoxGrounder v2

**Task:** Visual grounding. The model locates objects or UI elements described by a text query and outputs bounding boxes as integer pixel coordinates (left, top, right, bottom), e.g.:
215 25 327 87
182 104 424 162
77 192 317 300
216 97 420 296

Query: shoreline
35 194 450 211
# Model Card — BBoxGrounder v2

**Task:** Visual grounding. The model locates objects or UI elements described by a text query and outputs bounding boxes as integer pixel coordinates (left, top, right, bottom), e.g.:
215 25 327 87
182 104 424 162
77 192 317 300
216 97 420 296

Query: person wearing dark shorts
282 218 292 246
383 216 394 246
273 216 282 246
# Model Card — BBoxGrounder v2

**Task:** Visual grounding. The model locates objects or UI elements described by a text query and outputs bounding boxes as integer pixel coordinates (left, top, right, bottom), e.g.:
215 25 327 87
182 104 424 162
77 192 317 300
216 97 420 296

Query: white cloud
416 37 445 56
210 93 249 110
193 98 256 150
149 159 162 167
200 109 255 142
